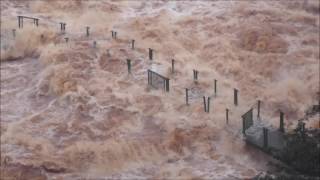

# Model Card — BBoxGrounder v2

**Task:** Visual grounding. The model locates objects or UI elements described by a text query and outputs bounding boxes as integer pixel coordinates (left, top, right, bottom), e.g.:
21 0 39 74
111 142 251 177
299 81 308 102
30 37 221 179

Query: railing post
207 97 210 113
166 79 170 92
64 37 69 43
127 59 131 74
12 29 16 37
263 127 268 149
193 70 198 82
132 39 135 49
257 100 261 119
280 111 284 132
149 48 153 60
171 59 175 73
86 26 90 37
203 96 207 112
234 88 238 106
185 88 189 105
18 16 23 28
226 108 229 124
214 79 217 96
147 70 150 85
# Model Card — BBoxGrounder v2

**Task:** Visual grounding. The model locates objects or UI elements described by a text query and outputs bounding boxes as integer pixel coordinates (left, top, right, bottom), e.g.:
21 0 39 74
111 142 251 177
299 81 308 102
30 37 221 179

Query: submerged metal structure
147 69 170 92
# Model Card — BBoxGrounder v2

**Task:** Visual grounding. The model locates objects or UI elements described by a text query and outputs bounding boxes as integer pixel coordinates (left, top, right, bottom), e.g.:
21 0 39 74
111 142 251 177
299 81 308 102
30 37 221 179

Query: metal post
60 23 66 32
65 37 69 43
12 29 16 37
226 108 229 124
35 19 39 26
185 88 189 105
234 88 238 106
171 59 175 73
149 48 153 60
93 41 97 48
114 31 117 39
263 127 268 149
214 79 217 96
280 111 284 132
132 39 135 49
207 97 210 113
18 16 23 28
111 31 114 38
127 59 131 74
257 100 261 119
203 96 207 112
193 70 198 81
147 70 150 85
166 79 170 92
301 122 305 133
242 118 245 134
86 26 90 37
18 16 20 28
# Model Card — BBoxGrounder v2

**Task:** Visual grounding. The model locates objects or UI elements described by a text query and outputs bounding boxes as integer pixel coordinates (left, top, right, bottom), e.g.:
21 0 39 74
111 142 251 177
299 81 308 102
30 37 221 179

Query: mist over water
1 0 319 179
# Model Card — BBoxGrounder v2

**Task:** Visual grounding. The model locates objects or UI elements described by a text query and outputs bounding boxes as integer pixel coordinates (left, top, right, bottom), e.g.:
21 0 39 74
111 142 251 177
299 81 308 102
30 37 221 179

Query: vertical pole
93 41 97 48
111 31 114 38
18 16 20 28
214 79 217 96
12 29 16 37
242 118 246 134
132 39 135 49
36 19 39 26
127 59 131 74
301 122 305 133
185 88 189 105
263 127 268 149
257 100 261 119
86 26 90 37
171 59 175 73
193 70 198 81
149 48 153 60
234 88 238 106
280 111 284 132
65 37 69 43
226 108 229 124
203 96 207 112
148 69 150 85
207 97 210 113
196 71 198 81
166 79 170 92
114 32 117 39
150 71 152 85
21 17 23 28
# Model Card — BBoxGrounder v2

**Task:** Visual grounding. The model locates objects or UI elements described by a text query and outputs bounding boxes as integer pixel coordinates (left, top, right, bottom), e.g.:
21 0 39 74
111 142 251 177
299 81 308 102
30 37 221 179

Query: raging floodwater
1 0 319 179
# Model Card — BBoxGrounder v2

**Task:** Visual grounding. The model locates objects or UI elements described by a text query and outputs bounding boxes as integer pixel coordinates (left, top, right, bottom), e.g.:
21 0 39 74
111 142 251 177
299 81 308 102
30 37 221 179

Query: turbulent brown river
1 0 319 179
